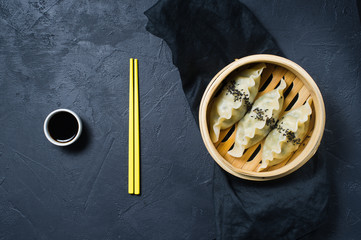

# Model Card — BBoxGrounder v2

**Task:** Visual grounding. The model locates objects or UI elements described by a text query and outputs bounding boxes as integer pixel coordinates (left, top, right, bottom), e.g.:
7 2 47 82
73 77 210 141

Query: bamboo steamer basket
199 55 325 181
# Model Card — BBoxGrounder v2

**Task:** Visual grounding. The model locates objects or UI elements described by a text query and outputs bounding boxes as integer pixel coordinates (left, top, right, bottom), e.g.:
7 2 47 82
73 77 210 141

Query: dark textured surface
145 0 282 122
145 1 328 239
0 1 360 240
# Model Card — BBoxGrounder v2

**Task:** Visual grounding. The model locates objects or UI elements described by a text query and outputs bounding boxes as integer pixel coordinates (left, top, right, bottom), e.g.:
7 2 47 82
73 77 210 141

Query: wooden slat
229 143 260 170
259 64 276 87
258 66 287 94
216 130 236 156
256 70 296 100
290 86 310 109
283 71 296 86
224 153 240 166
230 154 248 168
214 126 233 148
281 77 304 113
241 144 263 171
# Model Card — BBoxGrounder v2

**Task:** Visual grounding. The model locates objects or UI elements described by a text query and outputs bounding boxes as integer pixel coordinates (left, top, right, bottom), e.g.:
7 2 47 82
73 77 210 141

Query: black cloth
145 0 329 239
356 0 361 23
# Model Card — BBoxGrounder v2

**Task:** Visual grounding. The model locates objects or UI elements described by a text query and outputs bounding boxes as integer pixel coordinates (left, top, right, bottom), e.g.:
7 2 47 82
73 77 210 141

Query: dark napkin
145 0 328 239
358 0 361 24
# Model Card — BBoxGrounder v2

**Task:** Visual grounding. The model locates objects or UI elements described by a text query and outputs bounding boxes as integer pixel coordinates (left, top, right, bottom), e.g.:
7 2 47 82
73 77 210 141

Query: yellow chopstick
129 58 140 195
134 59 140 195
128 58 134 194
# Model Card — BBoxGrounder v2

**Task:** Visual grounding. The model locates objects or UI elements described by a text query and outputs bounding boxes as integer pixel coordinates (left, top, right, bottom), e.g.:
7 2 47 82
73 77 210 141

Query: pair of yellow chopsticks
129 58 140 195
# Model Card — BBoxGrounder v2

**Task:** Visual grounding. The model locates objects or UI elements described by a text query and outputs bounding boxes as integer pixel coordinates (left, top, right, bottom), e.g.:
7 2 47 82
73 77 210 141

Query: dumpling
228 78 287 157
258 98 313 171
209 63 266 142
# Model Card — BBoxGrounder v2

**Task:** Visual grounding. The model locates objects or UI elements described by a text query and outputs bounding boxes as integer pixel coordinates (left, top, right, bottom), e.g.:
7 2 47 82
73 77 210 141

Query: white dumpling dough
258 98 313 171
228 78 287 157
209 63 266 142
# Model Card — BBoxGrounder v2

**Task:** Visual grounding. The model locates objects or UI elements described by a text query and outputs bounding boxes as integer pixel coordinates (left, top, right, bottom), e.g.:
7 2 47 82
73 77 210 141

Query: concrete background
0 0 360 239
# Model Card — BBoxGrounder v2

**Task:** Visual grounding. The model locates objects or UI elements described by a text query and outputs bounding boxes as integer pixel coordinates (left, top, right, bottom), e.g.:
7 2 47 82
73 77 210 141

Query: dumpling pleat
228 78 287 157
209 63 266 142
258 98 312 171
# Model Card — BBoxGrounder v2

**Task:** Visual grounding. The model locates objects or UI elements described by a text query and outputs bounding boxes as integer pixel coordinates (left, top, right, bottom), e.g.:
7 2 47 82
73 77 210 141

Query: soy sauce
48 111 78 143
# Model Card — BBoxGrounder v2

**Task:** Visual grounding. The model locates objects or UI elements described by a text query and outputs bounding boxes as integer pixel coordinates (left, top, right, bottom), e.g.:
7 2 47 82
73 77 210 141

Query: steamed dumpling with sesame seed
228 78 286 158
209 63 266 143
258 98 313 171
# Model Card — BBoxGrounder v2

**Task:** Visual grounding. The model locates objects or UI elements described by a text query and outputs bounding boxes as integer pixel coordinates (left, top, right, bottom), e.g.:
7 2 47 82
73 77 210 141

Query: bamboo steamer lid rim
199 54 326 181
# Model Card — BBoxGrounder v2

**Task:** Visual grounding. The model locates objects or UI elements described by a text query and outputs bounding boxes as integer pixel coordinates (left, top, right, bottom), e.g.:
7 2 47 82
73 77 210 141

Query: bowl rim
199 54 326 180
